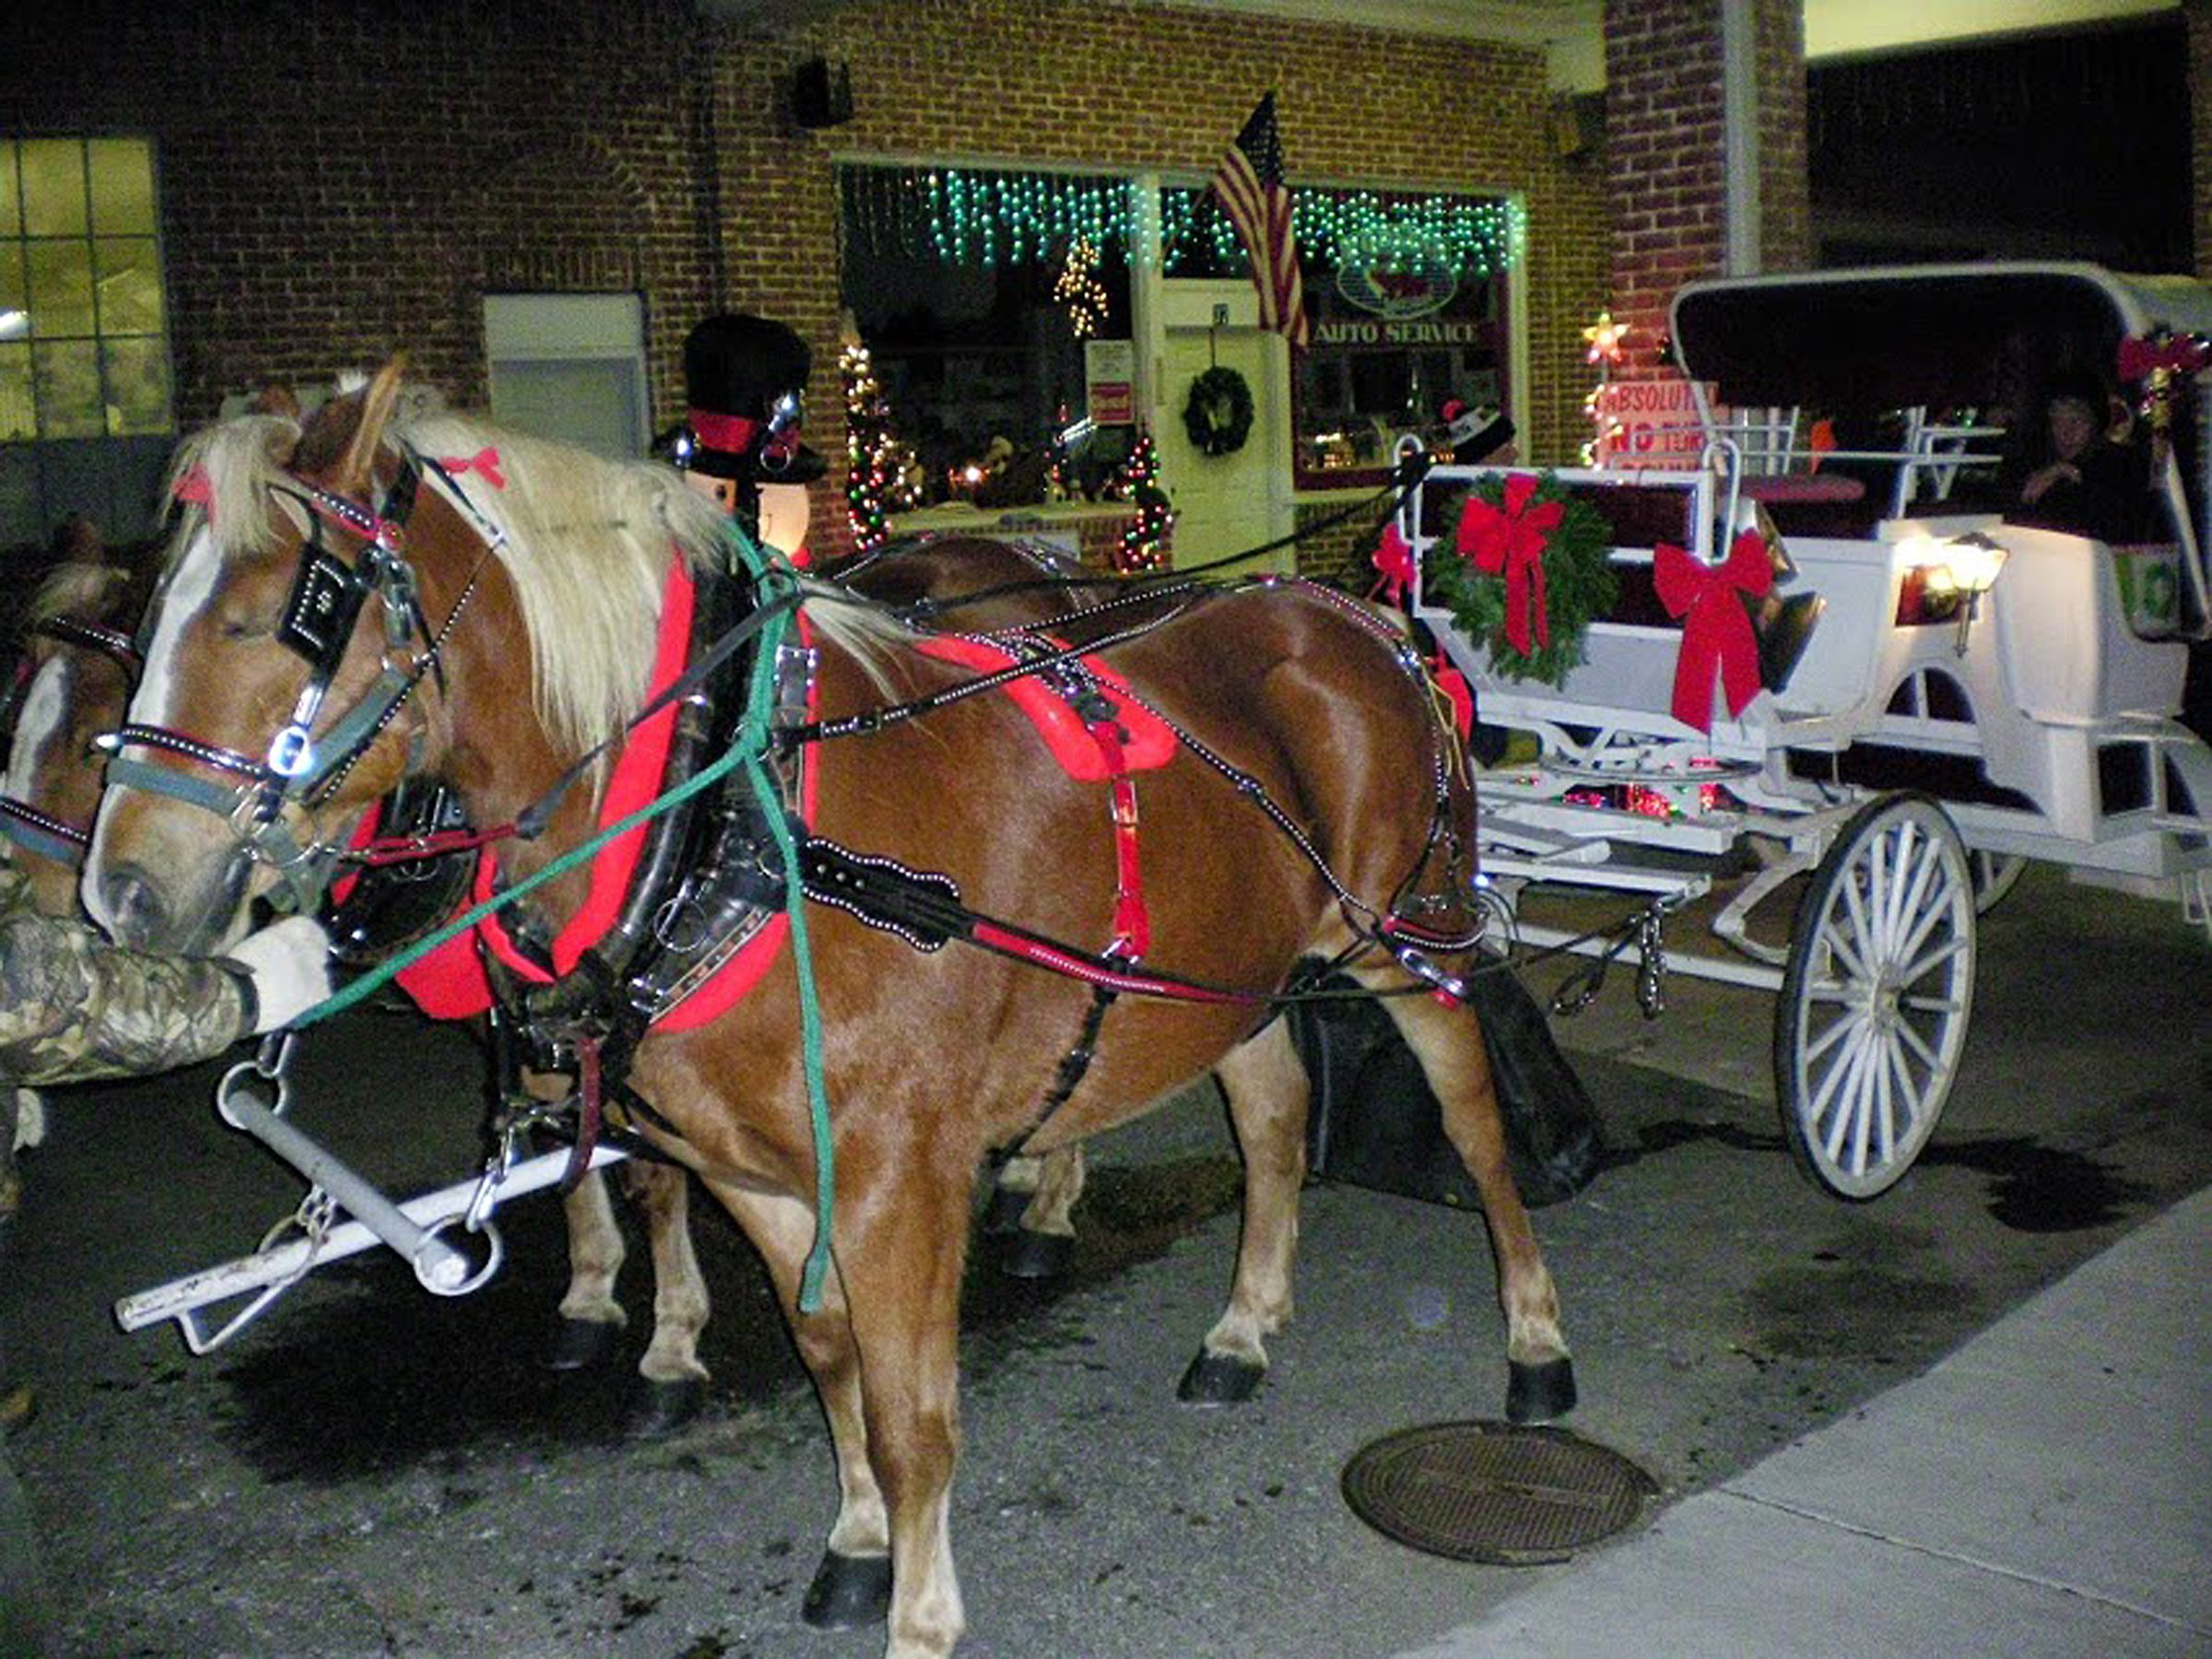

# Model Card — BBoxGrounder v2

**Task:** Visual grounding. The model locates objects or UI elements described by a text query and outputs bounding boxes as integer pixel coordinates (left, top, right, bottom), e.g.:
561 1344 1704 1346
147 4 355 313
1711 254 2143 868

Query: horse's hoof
1506 1357 1578 1424
995 1228 1074 1281
624 1375 707 1441
982 1182 1032 1235
1177 1350 1265 1406
801 1549 893 1630
545 1315 622 1372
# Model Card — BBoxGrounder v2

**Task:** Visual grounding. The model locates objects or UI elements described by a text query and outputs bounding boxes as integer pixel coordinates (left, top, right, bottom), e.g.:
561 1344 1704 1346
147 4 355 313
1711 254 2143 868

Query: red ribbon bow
1653 530 1773 734
1455 472 1563 655
1368 521 1416 606
2117 331 2210 384
439 446 507 490
172 465 215 511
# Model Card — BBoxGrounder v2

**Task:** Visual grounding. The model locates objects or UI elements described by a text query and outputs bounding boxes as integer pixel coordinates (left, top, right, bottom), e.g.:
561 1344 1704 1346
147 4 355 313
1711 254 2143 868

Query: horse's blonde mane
26 560 133 630
170 393 915 758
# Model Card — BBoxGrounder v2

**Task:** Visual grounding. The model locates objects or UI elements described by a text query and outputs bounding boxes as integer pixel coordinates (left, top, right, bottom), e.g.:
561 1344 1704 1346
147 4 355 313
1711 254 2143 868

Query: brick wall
3 0 720 425
1602 0 1806 380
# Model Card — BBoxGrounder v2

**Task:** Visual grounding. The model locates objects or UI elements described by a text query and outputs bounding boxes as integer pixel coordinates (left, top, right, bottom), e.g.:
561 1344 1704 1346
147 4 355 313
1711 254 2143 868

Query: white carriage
1406 262 2212 1198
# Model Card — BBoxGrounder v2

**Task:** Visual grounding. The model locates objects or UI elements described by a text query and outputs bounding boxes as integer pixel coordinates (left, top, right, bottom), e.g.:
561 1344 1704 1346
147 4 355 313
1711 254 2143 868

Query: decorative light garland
1164 187 1524 278
840 164 1524 277
1114 429 1174 573
841 335 920 550
1054 238 1111 338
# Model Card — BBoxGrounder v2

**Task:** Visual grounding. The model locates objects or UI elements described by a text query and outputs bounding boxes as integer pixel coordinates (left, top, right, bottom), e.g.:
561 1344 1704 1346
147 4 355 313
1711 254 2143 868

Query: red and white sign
1086 338 1135 427
1594 379 1719 470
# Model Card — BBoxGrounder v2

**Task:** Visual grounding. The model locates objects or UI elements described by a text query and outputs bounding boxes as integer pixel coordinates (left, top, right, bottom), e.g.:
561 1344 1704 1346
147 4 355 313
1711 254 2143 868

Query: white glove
224 916 335 1034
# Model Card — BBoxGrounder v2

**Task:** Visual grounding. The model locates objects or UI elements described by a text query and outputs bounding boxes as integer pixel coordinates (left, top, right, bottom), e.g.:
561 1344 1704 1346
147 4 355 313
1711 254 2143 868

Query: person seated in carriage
2004 369 2154 543
653 312 828 559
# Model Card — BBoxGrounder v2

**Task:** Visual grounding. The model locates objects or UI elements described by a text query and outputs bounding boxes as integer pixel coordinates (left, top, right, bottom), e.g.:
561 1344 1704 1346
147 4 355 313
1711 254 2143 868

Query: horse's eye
217 609 275 641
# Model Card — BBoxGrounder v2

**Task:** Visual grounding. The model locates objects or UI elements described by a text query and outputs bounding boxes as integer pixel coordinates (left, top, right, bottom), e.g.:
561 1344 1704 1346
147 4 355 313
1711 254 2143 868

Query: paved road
2 864 2206 1657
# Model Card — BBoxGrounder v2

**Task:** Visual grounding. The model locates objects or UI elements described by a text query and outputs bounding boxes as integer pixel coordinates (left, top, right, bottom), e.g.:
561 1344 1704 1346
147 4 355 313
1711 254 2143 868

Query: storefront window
839 164 1137 509
1165 184 1519 489
0 136 172 441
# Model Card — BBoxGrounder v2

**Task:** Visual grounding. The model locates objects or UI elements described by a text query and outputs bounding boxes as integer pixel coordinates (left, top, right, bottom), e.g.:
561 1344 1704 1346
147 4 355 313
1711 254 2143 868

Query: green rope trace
281 526 841 1313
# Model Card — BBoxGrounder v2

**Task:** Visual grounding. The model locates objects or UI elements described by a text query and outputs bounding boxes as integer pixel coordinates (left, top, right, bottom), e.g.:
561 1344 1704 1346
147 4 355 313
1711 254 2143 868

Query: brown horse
84 367 1571 1658
0 499 1093 1436
1 527 154 914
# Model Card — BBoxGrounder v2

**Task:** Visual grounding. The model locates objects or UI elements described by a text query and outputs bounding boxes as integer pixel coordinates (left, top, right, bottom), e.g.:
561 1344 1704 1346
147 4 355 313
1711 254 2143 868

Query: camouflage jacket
0 864 253 1087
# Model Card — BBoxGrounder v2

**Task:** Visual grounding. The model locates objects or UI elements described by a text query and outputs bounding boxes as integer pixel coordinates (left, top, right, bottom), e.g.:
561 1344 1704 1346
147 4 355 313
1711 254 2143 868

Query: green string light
841 165 1524 276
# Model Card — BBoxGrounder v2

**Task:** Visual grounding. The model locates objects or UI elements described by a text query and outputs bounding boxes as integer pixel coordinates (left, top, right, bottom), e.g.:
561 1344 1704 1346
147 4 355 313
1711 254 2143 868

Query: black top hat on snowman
666 312 827 484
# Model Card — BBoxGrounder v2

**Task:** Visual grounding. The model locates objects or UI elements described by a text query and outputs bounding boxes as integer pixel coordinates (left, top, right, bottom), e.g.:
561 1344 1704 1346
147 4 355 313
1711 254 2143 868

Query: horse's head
84 362 439 952
0 551 147 915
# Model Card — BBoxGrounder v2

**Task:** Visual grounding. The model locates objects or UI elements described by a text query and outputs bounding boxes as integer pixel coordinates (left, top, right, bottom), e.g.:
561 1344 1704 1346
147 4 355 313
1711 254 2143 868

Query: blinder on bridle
96 453 464 912
0 617 145 869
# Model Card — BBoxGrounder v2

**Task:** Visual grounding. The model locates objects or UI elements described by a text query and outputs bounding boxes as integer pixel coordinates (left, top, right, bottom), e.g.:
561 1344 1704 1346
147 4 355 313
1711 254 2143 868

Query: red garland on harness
1455 471 1563 656
1653 530 1773 734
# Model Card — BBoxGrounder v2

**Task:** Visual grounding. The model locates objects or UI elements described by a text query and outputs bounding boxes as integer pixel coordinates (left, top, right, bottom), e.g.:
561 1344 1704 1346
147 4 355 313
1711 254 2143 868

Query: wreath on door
1182 367 1254 457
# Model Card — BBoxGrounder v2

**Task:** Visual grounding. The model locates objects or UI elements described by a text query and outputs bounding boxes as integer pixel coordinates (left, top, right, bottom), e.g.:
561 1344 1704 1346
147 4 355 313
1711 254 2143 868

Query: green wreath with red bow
1422 470 1617 688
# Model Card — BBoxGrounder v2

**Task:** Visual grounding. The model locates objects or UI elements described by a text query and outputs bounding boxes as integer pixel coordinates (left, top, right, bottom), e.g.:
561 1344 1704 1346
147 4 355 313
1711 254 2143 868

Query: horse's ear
334 358 409 497
251 382 301 419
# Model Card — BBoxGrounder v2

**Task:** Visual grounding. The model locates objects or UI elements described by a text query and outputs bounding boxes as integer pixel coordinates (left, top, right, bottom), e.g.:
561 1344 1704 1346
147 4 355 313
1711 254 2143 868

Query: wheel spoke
1818 1024 1876 1165
1803 1005 1861 1065
1835 881 1877 982
1879 822 1918 957
1899 932 1971 988
1888 830 1942 963
1892 1011 1942 1075
1894 862 1964 970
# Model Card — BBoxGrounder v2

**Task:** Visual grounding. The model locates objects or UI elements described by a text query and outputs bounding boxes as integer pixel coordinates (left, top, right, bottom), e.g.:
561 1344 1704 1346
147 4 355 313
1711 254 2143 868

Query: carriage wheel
1968 850 2028 913
1774 793 1976 1200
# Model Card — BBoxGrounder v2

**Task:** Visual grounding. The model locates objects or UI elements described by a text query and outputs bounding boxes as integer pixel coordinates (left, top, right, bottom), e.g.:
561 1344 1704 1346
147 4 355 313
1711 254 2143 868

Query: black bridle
95 453 486 911
0 617 144 869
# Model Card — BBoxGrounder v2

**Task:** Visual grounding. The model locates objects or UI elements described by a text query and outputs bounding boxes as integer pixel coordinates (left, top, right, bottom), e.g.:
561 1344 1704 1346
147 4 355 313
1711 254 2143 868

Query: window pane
26 241 95 337
0 144 19 239
94 238 163 335
0 343 32 441
18 139 87 238
0 244 22 319
101 336 171 435
87 138 156 234
33 339 102 437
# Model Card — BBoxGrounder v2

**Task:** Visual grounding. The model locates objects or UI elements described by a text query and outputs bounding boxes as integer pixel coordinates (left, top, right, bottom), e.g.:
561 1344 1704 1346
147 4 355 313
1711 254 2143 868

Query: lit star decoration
1114 429 1174 573
1582 310 1629 465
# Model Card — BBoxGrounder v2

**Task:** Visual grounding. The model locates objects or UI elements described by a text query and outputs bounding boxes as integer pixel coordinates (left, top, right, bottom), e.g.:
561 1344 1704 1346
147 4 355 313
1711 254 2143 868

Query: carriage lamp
1895 532 2007 654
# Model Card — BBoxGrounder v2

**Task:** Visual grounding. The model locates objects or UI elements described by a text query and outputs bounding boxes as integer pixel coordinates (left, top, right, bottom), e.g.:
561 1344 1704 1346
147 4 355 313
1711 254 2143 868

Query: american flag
1210 92 1310 351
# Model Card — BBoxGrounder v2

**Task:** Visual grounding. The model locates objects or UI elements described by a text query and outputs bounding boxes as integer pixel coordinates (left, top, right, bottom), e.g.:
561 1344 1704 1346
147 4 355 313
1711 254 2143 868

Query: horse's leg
984 1143 1085 1279
623 1159 712 1439
1179 1018 1308 1406
699 1176 895 1632
549 1168 628 1369
1364 972 1576 1422
838 1171 971 1659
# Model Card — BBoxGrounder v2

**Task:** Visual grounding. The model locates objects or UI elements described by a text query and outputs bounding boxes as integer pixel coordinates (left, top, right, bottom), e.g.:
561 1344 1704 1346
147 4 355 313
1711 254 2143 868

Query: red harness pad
371 559 815 1031
915 635 1177 780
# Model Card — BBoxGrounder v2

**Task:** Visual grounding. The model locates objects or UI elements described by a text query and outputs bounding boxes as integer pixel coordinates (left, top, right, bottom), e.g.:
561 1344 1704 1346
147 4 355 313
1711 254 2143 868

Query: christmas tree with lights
841 332 916 550
1114 428 1173 573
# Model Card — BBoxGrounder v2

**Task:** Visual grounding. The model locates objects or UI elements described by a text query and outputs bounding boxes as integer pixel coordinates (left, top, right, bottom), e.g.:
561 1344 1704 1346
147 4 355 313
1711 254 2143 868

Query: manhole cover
1341 1419 1656 1564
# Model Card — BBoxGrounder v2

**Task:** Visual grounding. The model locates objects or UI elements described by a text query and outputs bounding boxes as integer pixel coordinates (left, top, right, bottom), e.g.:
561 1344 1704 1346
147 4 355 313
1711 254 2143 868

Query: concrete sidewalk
1399 1183 2211 1659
